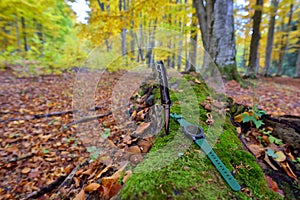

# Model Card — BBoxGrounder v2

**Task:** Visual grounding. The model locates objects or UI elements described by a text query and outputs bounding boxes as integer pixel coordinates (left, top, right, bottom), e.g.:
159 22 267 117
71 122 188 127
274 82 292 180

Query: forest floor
0 69 299 199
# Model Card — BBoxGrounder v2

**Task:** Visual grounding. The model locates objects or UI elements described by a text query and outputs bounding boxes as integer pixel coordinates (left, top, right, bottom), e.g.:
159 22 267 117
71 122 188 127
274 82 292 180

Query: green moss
119 75 281 200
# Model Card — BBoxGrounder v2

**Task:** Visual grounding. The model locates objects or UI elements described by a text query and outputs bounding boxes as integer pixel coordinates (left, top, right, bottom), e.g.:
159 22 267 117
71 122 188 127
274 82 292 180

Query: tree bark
185 3 197 72
21 16 29 51
246 0 263 78
118 0 127 56
193 0 239 80
295 48 300 78
14 15 20 48
276 3 294 76
263 0 278 77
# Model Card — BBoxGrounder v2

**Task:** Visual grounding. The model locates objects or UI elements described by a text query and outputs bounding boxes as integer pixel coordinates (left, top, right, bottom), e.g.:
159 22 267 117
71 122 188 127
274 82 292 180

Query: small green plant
42 148 50 154
102 128 111 139
86 146 100 161
292 157 300 167
242 105 266 128
260 129 283 145
64 137 76 143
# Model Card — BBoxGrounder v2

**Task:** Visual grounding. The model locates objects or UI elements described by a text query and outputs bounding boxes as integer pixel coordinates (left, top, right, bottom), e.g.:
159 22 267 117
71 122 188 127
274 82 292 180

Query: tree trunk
98 0 111 52
246 0 263 78
120 0 127 56
263 0 278 77
193 0 239 80
295 48 300 78
276 3 294 76
185 3 197 72
14 15 20 48
21 16 29 51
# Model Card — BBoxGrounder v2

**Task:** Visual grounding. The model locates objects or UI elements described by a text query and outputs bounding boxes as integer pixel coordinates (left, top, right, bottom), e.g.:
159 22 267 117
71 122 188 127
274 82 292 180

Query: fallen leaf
130 154 143 165
122 170 132 183
234 114 243 123
127 146 141 154
82 168 93 176
194 78 201 84
280 161 298 181
138 139 152 153
131 110 137 120
95 165 111 179
135 122 150 134
108 183 122 198
84 183 100 193
236 127 242 135
21 167 31 174
274 151 286 162
266 149 278 159
264 153 278 171
101 177 116 189
264 175 284 196
73 189 86 200
248 144 264 158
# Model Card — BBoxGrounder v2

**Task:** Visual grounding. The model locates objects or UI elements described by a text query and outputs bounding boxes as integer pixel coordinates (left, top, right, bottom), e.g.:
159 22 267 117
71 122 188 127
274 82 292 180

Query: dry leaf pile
225 77 300 116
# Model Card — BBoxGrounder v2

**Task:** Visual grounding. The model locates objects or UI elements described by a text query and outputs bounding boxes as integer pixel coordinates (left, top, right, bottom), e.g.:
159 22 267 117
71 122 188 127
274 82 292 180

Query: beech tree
263 0 279 77
246 0 263 78
296 48 300 78
193 0 240 80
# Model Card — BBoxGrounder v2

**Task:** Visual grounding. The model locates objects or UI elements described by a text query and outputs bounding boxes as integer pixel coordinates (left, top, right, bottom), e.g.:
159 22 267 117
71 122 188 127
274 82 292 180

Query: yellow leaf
274 151 286 162
234 114 243 123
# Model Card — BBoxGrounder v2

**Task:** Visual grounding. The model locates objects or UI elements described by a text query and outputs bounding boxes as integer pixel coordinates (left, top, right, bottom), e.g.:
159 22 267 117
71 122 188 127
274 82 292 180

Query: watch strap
195 139 241 191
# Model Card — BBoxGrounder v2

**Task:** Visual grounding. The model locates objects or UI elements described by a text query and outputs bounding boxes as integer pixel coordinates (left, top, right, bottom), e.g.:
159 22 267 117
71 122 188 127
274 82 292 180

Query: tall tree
193 0 240 80
246 0 263 78
296 48 300 78
263 0 278 77
276 3 294 76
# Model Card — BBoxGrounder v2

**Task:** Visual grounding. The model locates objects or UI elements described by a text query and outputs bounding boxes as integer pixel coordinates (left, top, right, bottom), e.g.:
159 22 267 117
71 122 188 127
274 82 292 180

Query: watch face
184 124 204 140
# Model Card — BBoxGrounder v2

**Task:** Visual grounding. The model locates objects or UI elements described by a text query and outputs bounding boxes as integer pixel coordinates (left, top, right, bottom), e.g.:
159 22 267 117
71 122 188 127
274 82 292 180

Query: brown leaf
236 127 242 135
280 161 298 181
127 146 141 154
101 177 116 189
21 167 31 174
122 170 132 183
264 175 284 196
135 122 150 134
73 189 86 200
264 153 279 171
131 110 137 120
108 183 122 198
82 168 93 176
194 78 201 84
262 135 270 145
95 165 111 179
84 183 100 193
130 154 143 165
138 139 152 153
73 177 80 188
248 144 264 158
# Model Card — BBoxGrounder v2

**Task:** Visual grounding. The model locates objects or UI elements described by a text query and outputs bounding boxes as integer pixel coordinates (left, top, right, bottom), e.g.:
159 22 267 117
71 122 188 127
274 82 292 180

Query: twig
65 111 112 127
0 105 104 123
23 160 89 200
55 160 89 192
0 153 34 167
65 103 130 127
23 175 67 200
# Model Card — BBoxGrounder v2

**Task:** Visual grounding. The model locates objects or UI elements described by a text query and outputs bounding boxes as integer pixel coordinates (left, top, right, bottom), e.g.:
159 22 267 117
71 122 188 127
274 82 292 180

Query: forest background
0 0 299 78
